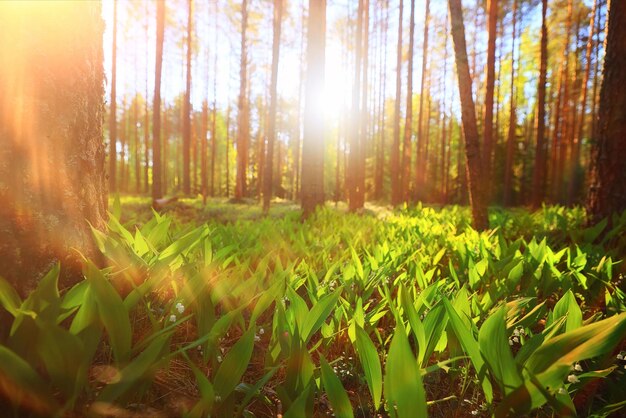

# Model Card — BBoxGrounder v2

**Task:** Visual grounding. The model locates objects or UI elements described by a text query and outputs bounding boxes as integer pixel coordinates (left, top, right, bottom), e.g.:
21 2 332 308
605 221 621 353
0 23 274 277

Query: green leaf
478 307 523 396
98 331 172 402
320 355 354 418
213 327 255 399
384 324 427 418
354 326 382 410
86 262 131 365
442 297 493 402
0 345 58 413
301 287 342 343
0 275 21 316
551 290 582 332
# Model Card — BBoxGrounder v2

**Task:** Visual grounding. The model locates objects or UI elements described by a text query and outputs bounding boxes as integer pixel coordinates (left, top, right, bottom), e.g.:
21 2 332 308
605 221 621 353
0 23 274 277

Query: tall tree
235 0 249 200
390 0 403 205
503 0 518 206
569 0 598 204
401 0 416 203
356 0 370 209
0 1 106 294
144 0 150 194
483 0 498 197
109 0 118 193
374 0 389 201
263 0 283 213
531 0 548 209
301 0 327 216
586 0 626 225
448 0 489 230
182 0 193 195
152 0 165 201
415 0 431 199
348 0 365 212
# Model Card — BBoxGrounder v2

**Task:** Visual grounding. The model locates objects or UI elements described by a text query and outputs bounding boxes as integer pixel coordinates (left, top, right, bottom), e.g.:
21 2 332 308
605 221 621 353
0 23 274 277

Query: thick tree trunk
401 0 416 203
235 0 249 200
0 1 106 294
263 0 283 213
448 0 489 230
152 0 165 201
586 0 626 225
390 0 403 206
531 0 548 209
301 0 327 216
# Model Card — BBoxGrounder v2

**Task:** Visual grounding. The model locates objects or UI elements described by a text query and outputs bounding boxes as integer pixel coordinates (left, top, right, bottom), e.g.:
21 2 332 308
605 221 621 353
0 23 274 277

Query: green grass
1 199 626 417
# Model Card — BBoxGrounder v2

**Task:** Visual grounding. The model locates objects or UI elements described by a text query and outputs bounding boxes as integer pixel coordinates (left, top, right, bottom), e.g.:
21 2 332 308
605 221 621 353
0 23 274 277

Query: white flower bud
567 374 579 384
169 314 177 323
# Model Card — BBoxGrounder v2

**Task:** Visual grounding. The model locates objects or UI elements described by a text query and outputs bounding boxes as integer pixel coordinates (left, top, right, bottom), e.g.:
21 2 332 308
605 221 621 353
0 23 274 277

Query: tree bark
586 0 626 225
301 0 327 216
448 0 489 230
0 1 106 294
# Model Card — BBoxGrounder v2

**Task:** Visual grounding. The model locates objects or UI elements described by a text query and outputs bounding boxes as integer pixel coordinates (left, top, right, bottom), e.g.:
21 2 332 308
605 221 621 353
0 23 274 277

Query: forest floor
2 197 626 417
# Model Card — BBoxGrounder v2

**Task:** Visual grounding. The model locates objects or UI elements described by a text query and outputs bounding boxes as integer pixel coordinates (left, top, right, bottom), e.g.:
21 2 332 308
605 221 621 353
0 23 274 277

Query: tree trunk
201 101 208 203
531 0 548 209
348 0 364 212
401 0 415 203
586 0 626 225
503 0 517 206
182 0 193 195
415 0 430 200
448 0 489 230
569 0 597 205
235 0 249 200
144 0 150 194
0 1 106 294
152 0 165 201
374 0 388 201
263 0 283 213
482 0 498 197
390 0 403 206
301 0 327 216
225 105 231 197
357 0 369 209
